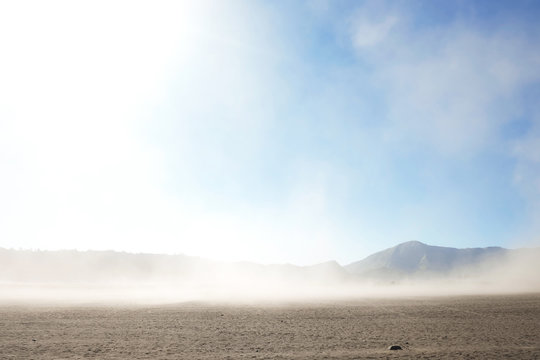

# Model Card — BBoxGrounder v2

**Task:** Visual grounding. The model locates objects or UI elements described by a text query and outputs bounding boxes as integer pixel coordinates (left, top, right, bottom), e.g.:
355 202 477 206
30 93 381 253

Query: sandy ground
1 294 539 359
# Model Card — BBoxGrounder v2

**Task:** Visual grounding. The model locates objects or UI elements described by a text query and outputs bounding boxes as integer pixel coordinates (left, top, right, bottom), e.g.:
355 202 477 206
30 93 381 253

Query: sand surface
1 294 539 359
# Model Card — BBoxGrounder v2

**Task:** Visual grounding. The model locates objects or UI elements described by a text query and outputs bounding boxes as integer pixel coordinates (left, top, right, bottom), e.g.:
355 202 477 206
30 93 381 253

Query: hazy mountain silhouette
345 241 509 278
0 241 536 284
0 248 349 284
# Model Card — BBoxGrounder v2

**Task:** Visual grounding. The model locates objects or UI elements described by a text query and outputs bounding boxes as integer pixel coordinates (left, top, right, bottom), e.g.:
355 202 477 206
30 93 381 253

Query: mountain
1 241 537 285
345 241 509 278
0 248 349 284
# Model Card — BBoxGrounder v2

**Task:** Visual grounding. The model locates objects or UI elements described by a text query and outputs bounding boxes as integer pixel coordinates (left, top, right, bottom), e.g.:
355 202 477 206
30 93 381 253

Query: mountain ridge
1 241 537 284
345 241 510 277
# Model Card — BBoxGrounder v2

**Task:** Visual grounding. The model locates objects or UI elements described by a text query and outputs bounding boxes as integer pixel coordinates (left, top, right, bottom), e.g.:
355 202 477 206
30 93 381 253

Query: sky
1 0 540 265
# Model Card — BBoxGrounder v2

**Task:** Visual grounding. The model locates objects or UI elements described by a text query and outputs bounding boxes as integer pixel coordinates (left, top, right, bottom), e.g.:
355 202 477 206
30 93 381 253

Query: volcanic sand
1 294 539 359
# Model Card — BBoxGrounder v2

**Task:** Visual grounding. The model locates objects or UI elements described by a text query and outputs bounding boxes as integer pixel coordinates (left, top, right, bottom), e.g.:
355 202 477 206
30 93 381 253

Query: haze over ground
2 0 540 266
1 241 538 303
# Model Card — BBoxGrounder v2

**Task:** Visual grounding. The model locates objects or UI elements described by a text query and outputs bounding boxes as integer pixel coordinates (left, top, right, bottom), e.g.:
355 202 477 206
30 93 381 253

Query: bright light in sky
1 0 540 265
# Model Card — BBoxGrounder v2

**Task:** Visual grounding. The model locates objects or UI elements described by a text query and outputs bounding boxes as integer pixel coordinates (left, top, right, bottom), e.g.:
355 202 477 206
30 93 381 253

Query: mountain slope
1 241 537 285
0 248 349 284
345 241 509 276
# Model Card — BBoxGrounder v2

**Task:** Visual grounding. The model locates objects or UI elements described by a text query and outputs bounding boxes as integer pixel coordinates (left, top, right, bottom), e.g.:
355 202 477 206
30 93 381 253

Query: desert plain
1 293 539 359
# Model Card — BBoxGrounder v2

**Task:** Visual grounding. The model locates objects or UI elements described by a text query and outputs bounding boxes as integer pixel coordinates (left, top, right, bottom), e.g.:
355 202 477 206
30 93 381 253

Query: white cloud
353 16 397 48
511 117 540 246
350 7 540 246
0 0 195 249
350 10 540 154
0 0 348 264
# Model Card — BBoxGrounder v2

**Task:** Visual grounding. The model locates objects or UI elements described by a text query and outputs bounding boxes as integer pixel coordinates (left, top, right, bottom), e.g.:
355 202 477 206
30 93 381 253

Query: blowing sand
1 294 539 359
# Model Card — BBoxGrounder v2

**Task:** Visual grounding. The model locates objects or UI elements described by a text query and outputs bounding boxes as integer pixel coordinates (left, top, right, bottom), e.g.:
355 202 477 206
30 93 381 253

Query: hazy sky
1 0 540 265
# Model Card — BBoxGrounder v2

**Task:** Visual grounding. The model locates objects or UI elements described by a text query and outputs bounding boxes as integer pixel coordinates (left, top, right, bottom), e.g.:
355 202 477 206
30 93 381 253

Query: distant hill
1 241 538 285
0 248 349 285
345 241 511 279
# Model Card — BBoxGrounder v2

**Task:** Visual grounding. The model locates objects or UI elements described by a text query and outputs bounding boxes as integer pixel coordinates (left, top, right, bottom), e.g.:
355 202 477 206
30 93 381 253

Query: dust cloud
0 247 538 305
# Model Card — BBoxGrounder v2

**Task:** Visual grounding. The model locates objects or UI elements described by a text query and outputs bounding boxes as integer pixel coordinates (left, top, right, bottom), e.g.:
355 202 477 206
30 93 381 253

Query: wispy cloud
353 16 398 48
347 3 540 247
0 0 347 264
350 9 540 155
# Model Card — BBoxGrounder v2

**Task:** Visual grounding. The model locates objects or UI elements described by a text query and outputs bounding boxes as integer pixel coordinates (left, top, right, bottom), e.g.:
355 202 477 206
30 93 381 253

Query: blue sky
1 0 540 265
